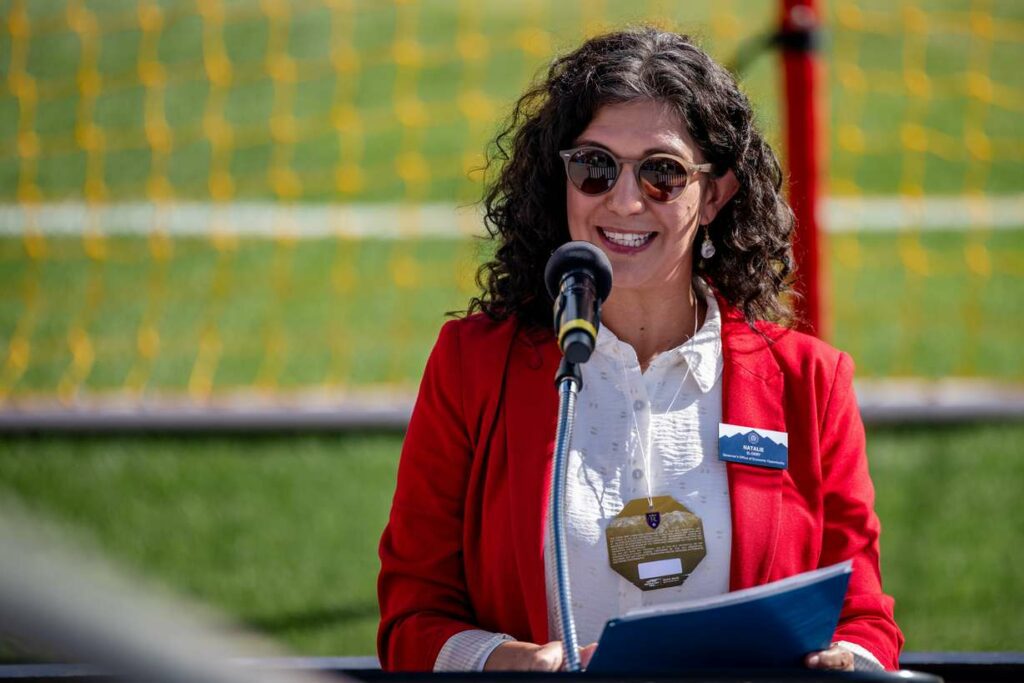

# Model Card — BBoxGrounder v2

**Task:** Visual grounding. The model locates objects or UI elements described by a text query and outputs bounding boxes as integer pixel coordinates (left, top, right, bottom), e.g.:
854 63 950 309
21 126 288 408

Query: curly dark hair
467 26 796 329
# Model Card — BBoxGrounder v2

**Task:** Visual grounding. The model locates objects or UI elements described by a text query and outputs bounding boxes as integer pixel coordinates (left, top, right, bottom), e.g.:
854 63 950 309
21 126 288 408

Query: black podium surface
0 663 946 683
5 653 1024 683
351 671 941 683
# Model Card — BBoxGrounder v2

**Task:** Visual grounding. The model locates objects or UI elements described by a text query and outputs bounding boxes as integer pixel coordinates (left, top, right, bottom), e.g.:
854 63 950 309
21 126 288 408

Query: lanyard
618 284 701 508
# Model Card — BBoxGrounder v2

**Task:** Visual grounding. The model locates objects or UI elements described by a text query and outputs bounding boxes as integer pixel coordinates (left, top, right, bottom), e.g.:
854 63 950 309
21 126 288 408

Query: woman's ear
700 169 740 225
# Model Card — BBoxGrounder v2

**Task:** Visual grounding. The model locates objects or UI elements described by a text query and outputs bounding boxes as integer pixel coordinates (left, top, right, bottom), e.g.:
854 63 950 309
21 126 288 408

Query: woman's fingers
579 642 598 668
534 641 598 671
484 640 598 671
531 641 567 671
805 645 855 671
485 641 559 671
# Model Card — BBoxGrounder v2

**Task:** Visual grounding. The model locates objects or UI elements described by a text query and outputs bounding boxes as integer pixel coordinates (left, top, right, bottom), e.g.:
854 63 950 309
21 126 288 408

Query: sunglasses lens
567 149 618 195
638 156 688 202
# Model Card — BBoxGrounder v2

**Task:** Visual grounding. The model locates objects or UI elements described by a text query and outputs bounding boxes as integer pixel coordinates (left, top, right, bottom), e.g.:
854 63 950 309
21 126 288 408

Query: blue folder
586 560 853 673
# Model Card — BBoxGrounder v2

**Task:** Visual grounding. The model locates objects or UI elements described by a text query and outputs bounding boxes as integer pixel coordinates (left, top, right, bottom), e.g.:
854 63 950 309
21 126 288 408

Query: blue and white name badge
718 423 789 469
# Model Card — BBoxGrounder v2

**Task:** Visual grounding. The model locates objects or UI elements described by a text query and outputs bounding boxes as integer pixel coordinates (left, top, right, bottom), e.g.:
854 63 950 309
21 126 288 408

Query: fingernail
807 655 820 667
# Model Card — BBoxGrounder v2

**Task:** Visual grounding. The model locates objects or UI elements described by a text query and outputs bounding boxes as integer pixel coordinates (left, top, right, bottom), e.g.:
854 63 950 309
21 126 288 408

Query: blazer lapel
719 304 787 591
503 328 560 642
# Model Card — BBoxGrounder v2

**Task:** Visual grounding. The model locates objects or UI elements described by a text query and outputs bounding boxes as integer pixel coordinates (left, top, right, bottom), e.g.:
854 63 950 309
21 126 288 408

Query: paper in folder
586 560 853 673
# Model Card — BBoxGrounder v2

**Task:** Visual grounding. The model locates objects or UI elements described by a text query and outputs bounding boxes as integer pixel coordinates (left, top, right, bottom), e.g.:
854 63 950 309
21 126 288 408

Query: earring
700 225 716 259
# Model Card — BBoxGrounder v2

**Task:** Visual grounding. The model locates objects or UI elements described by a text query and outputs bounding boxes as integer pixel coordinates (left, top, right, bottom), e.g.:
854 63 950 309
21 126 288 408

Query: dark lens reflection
568 149 617 195
638 156 687 202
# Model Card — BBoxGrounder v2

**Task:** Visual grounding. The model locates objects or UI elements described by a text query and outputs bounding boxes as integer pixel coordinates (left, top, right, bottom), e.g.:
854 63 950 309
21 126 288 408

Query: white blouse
542 284 730 646
435 283 727 669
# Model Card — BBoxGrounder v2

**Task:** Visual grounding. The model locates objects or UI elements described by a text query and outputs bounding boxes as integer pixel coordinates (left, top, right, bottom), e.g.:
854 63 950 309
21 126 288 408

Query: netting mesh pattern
826 1 1023 379
3 0 778 204
0 0 1021 404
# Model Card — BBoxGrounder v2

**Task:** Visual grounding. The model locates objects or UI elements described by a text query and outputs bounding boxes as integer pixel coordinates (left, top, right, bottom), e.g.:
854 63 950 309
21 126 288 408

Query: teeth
601 229 654 248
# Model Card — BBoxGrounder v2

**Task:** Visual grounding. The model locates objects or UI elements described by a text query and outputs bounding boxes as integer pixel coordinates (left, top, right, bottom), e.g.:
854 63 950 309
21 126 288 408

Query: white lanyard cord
618 284 701 508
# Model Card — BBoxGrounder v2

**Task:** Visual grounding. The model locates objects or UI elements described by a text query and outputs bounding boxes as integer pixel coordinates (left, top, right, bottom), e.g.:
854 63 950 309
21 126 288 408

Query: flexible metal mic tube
550 373 582 672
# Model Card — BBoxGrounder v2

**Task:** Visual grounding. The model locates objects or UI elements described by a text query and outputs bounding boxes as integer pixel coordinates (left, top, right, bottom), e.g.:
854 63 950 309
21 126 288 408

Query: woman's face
566 99 721 297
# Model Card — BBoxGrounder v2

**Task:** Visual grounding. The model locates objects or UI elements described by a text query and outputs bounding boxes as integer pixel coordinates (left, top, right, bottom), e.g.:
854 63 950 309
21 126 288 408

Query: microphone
544 242 612 672
544 241 613 364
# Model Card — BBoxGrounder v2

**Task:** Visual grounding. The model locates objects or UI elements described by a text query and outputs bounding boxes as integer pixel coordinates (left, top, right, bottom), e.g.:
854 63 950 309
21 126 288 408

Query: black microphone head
544 241 613 301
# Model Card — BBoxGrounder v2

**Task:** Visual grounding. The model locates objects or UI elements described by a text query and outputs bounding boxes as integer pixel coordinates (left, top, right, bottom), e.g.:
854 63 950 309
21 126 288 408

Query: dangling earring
700 225 716 260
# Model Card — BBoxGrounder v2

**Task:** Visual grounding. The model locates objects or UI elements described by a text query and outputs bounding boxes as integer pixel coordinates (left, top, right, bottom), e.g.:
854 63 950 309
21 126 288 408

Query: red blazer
378 302 903 671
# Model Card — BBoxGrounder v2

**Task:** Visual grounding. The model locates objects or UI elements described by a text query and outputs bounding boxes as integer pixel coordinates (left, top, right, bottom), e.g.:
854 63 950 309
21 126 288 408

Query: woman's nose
604 164 645 216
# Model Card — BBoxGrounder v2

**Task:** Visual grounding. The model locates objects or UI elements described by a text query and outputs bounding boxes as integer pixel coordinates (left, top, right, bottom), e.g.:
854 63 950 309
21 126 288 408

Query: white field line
825 195 1024 232
1 379 1023 429
0 196 1021 238
0 202 483 238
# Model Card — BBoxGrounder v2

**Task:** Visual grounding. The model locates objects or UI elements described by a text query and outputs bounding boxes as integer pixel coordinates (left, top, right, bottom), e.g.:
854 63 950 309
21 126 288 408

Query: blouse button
632 468 643 480
633 399 646 412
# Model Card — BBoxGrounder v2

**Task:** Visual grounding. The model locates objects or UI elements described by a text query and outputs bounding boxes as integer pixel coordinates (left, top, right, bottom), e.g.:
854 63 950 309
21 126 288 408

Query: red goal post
781 0 827 337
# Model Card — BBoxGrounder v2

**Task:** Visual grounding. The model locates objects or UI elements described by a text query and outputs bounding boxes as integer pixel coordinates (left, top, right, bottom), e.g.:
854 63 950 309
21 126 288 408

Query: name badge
718 423 788 469
605 496 707 591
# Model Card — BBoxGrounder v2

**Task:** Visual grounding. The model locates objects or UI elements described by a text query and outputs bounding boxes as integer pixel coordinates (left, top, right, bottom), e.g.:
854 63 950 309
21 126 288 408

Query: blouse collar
594 278 724 394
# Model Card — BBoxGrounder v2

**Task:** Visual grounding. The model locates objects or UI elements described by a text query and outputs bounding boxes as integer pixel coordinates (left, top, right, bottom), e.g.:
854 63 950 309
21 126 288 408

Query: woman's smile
597 227 657 252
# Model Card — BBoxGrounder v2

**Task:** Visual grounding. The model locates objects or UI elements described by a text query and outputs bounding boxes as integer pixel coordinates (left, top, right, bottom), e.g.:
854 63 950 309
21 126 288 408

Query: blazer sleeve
818 352 905 670
377 321 480 670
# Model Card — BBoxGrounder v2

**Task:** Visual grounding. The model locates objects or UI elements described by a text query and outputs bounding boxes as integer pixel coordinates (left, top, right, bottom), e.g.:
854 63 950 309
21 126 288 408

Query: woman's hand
804 644 855 671
484 640 598 671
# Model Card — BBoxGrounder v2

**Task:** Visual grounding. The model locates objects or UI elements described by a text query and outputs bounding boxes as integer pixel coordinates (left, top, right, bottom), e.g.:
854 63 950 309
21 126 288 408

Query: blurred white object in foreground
0 504 347 683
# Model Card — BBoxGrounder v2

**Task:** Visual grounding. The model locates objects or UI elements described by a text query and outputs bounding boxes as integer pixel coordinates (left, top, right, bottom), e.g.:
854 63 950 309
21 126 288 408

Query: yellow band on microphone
558 319 598 347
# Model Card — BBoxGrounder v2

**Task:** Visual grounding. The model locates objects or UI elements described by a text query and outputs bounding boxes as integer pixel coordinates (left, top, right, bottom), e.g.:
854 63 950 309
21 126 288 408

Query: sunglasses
559 145 712 203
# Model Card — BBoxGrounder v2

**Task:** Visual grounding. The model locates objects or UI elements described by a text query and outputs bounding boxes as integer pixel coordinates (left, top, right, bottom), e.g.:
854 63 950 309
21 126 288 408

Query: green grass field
0 423 1021 658
1 229 1022 399
1 0 1022 395
1 1 1021 201
1 1 784 204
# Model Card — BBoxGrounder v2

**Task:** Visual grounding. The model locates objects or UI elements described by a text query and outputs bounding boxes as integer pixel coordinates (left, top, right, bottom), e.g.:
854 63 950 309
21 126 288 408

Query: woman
378 27 902 673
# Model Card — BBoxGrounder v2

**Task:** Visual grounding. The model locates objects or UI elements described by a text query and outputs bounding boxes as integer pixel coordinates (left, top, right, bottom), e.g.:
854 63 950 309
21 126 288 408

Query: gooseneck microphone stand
544 241 611 673
550 357 584 672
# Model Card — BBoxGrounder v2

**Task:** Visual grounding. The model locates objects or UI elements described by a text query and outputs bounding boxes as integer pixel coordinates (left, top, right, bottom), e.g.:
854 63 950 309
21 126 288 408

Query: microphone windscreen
544 241 613 301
